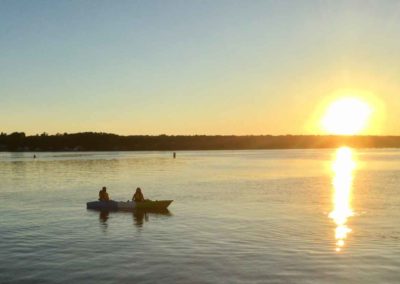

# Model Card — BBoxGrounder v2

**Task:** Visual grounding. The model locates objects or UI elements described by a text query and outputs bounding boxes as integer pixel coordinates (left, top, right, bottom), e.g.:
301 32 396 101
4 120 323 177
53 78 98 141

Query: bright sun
321 97 373 135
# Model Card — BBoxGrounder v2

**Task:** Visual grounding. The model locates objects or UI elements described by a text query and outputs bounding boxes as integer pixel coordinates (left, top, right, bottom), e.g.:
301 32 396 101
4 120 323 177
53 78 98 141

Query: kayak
118 200 173 211
86 200 118 211
86 200 173 211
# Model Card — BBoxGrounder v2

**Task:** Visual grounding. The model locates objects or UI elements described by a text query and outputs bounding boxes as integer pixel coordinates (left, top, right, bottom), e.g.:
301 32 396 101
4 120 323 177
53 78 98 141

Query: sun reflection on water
329 147 355 252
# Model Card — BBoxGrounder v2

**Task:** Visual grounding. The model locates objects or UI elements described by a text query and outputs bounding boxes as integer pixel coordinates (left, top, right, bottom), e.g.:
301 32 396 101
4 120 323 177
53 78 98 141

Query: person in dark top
132 187 144 202
99 186 110 201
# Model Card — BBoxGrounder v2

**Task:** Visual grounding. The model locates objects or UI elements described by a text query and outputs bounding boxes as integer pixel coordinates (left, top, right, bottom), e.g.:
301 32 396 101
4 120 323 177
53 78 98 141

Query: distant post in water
173 152 176 159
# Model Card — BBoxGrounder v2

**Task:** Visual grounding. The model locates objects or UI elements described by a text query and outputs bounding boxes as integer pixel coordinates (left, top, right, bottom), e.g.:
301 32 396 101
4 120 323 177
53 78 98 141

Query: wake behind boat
86 200 173 211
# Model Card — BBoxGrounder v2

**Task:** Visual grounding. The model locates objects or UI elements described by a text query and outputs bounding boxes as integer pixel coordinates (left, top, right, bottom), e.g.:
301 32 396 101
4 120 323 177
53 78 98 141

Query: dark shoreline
2 132 400 151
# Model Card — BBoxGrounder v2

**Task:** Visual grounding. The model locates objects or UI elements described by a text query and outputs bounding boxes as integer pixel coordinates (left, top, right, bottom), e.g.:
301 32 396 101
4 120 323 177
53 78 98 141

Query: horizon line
2 131 400 138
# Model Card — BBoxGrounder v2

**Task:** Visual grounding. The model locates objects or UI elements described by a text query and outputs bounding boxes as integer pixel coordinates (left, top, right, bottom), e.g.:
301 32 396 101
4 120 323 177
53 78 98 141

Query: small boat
86 200 173 211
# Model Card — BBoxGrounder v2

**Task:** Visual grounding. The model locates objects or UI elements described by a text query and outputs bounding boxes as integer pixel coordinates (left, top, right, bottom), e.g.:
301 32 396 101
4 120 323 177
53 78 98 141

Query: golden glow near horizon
329 147 355 252
321 97 373 135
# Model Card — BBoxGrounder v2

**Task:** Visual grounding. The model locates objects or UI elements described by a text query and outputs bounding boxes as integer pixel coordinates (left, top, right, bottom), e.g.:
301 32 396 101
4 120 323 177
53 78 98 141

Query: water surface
0 149 399 283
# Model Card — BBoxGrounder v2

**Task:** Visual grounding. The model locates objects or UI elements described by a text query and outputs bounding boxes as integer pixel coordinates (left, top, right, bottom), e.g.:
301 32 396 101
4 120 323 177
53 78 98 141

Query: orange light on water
329 147 355 252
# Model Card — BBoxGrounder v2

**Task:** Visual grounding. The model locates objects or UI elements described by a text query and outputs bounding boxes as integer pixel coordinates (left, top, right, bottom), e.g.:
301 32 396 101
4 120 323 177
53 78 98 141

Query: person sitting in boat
99 186 110 201
132 187 144 202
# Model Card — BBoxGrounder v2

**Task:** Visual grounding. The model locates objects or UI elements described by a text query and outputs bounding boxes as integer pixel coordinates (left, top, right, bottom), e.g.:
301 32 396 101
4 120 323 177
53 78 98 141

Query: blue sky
1 0 399 135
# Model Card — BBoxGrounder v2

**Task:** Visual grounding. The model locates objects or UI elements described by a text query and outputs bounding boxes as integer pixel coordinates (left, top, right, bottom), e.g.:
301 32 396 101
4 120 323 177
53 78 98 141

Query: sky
1 0 400 135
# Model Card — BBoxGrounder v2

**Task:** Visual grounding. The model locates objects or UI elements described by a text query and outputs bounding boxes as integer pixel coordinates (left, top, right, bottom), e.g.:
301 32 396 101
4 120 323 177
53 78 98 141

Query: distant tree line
1 132 400 151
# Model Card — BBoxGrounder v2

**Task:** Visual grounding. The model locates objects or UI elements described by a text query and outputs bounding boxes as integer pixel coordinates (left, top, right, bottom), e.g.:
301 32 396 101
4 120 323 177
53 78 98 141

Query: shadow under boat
132 208 172 227
99 210 110 222
96 208 172 228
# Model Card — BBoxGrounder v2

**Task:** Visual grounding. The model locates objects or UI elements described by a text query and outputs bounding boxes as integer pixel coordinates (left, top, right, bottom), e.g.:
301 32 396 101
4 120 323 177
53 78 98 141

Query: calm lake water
0 149 399 283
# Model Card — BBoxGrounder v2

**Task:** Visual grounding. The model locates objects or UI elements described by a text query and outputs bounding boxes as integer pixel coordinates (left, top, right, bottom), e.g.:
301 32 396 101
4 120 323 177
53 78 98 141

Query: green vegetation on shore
1 132 400 151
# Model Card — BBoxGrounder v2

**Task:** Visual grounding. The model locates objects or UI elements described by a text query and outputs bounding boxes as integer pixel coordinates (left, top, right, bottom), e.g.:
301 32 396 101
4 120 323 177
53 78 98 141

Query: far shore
1 132 400 151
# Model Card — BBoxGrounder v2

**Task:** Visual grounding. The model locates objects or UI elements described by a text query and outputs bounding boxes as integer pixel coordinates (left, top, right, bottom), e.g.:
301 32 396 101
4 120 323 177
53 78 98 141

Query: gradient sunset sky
1 0 399 135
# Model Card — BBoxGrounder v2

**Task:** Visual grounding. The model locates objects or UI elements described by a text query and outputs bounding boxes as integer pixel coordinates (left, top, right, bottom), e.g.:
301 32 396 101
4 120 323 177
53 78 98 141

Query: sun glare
329 147 355 252
321 98 373 135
